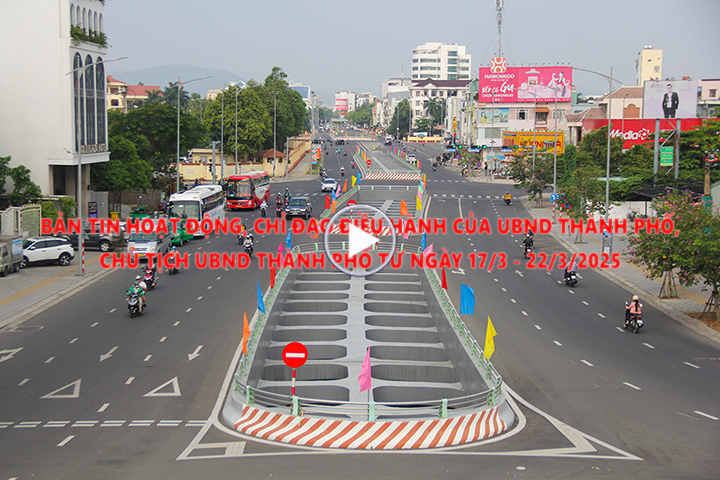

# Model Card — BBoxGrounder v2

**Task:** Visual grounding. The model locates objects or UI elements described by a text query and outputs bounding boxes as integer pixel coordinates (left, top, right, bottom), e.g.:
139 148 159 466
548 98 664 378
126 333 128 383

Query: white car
321 178 338 192
20 236 75 268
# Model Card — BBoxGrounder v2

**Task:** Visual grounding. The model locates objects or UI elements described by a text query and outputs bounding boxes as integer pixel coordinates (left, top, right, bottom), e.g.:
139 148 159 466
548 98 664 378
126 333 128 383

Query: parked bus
225 171 270 210
168 184 225 237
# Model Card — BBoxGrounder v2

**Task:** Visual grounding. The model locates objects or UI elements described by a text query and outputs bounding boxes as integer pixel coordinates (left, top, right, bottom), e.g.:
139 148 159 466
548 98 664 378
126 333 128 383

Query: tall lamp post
272 91 278 178
67 56 126 276
175 76 211 193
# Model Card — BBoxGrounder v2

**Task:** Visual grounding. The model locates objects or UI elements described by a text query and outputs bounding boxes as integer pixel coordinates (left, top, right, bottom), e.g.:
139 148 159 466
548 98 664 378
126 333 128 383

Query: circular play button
323 204 397 277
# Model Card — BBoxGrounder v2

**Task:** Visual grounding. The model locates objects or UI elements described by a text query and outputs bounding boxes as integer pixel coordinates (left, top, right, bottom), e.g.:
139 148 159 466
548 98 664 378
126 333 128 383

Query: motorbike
625 302 644 334
167 254 180 275
351 163 355 169
244 241 254 257
341 169 345 177
143 266 157 290
523 244 532 259
432 164 437 172
237 232 246 245
343 150 347 156
127 292 143 318
564 270 578 287
276 204 283 217
504 197 511 205
260 205 267 217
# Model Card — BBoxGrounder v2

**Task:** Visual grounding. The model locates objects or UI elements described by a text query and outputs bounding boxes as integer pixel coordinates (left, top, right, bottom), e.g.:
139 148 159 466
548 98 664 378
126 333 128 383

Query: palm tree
163 82 190 112
424 97 443 133
143 89 162 105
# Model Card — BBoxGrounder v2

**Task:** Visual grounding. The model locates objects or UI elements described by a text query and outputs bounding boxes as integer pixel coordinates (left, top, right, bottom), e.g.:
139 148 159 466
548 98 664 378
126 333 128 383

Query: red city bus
226 171 271 210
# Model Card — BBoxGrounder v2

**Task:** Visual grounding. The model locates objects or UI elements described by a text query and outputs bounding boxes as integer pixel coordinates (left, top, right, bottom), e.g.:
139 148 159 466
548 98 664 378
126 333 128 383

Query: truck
0 235 24 277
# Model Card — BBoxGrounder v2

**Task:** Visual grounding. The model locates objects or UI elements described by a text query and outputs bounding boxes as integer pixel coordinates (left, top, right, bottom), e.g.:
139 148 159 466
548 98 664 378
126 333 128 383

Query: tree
413 117 431 132
424 97 443 130
559 164 607 243
163 82 190 112
507 154 554 207
143 88 163 105
188 92 210 122
0 156 42 206
91 136 153 192
345 102 373 126
388 99 410 139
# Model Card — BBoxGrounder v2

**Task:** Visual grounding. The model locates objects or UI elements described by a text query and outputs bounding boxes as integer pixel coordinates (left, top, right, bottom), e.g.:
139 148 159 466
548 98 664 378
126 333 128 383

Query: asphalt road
0 135 718 479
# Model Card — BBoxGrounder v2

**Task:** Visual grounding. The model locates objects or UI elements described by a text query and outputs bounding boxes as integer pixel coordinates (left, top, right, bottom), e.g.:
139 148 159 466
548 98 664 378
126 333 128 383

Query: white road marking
101 420 125 427
69 338 78 344
216 276 222 280
144 355 152 362
694 411 719 421
129 420 154 427
57 435 75 447
582 301 589 305
109 308 116 313
173 321 180 326
188 345 203 361
91 322 98 327
97 403 109 413
522 311 528 316
553 341 562 347
0 422 13 428
100 346 118 362
494 278 498 282
207 285 212 290
684 362 700 369
0 347 23 363
72 420 97 427
185 420 207 427
186 308 192 313
556 280 562 284
125 377 134 385
581 360 594 367
18 378 29 386
643 343 655 349
511 299 517 303
44 421 69 428
144 377 181 397
158 420 183 427
501 287 507 292
45 357 55 364
623 382 642 391
534 325 542 330
160 336 167 343
568 290 575 294
14 422 41 428
597 313 606 318
197 296 203 300
616 327 625 332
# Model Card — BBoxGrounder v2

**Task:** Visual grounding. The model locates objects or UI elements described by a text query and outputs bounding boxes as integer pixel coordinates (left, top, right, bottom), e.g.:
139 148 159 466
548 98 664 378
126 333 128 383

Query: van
126 219 173 260
385 135 393 145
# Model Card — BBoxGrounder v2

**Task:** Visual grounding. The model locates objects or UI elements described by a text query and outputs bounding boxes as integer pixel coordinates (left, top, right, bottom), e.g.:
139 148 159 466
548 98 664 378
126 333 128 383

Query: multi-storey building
411 43 471 81
0 0 110 213
380 76 412 130
636 45 663 86
106 76 161 112
409 79 470 134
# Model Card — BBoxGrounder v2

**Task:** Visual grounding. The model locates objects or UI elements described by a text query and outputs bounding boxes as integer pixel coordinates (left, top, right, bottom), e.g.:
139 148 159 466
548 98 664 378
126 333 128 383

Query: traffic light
482 144 488 150
208 164 212 173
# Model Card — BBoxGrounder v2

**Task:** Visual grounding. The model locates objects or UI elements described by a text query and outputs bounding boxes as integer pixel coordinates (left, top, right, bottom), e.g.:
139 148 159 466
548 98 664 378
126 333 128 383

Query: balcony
70 26 107 48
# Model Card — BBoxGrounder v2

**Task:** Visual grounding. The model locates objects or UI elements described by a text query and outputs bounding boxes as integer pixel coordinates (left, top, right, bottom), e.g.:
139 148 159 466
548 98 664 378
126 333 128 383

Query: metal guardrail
232 242 505 421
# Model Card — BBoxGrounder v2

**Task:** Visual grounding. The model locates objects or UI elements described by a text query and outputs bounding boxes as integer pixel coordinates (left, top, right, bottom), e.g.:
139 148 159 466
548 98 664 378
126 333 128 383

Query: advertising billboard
479 108 509 124
335 99 349 114
502 131 565 154
479 66 573 103
582 118 704 149
643 80 698 119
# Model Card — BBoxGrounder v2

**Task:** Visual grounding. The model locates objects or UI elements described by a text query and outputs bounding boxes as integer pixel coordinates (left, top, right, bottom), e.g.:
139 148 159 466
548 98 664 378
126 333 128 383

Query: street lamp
175 76 211 193
621 92 629 146
67 56 126 276
272 91 278 178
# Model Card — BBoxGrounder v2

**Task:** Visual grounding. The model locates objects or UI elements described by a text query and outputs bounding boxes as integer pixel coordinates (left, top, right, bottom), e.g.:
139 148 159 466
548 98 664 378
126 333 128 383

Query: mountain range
106 64 245 95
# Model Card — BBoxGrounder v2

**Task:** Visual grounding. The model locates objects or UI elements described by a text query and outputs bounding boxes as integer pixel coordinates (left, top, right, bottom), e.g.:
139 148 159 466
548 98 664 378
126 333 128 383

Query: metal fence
231 242 505 421
0 204 41 237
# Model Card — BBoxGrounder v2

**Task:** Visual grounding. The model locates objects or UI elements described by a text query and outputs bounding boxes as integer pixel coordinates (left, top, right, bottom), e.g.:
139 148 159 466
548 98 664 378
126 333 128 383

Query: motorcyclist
564 259 576 282
128 275 147 311
504 191 512 203
625 295 642 326
284 188 291 204
276 193 283 207
168 246 180 272
522 234 534 254
260 199 268 216
340 167 345 176
243 233 254 255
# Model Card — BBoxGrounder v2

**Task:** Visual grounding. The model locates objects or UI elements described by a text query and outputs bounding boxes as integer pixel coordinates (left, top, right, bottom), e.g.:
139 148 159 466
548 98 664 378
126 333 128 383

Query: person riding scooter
504 192 512 205
522 233 534 256
128 275 147 311
243 233 254 256
625 295 643 327
260 200 268 217
341 167 345 176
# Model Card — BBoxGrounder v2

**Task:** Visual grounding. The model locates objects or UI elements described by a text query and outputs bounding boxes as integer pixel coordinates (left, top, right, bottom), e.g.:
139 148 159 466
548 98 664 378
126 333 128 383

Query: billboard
479 65 573 103
582 118 704 149
335 98 349 114
502 131 565 154
643 80 697 119
479 108 509 124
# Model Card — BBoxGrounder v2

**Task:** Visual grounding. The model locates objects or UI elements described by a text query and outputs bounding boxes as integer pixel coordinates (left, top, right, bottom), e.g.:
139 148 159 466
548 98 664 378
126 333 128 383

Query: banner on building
478 108 509 124
643 80 698 119
478 66 573 103
581 118 704 149
502 131 565 154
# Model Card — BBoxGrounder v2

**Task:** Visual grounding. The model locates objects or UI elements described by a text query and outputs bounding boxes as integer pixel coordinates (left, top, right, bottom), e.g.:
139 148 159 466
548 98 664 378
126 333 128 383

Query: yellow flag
242 312 251 355
416 197 422 211
484 316 497 359
351 176 356 187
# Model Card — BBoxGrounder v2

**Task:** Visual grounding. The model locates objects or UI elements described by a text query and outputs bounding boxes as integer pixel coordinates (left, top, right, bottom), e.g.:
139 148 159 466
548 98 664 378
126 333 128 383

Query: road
0 134 718 479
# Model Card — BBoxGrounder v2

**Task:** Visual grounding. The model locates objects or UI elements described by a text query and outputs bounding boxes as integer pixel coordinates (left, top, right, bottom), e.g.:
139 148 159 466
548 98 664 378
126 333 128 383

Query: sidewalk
270 152 317 183
519 196 720 343
0 250 115 330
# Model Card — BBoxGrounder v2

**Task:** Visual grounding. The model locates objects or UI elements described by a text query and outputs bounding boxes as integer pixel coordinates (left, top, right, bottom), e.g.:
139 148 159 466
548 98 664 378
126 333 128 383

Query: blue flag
257 281 266 314
285 230 292 250
331 189 336 201
356 173 362 184
421 232 427 251
460 283 475 315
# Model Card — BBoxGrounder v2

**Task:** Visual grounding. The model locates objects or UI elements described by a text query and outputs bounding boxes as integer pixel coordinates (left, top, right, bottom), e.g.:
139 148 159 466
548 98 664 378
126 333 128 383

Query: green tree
0 157 42 206
204 86 271 157
0 155 11 195
558 164 606 243
91 136 153 192
143 88 163 105
388 99 410 139
188 92 210 121
163 82 190 112
345 102 373 126
507 154 554 207
413 117 431 132
423 97 443 131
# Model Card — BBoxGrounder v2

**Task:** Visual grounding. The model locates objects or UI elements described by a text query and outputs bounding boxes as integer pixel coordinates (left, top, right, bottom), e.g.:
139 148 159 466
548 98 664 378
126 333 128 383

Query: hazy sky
105 0 720 105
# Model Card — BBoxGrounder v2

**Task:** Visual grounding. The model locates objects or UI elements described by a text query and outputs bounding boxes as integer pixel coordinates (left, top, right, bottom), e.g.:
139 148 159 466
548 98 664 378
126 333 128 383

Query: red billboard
581 118 705 149
335 98 349 114
478 65 573 103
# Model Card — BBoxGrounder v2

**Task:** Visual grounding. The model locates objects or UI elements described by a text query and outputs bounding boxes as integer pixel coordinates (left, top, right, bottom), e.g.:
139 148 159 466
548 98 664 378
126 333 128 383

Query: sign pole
291 368 296 396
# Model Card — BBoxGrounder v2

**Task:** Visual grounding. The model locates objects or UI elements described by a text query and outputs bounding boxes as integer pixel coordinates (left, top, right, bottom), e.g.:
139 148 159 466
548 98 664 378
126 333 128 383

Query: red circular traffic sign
282 342 308 369
366 159 372 166
347 200 357 206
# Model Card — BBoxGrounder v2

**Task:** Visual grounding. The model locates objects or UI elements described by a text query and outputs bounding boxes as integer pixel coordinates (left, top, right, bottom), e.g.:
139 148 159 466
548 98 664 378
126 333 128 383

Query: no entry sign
282 342 308 369
366 159 372 166
347 200 357 207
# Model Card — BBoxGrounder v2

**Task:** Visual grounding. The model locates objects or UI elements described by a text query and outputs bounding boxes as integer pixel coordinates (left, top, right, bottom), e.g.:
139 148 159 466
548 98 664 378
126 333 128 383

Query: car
321 178 338 192
60 224 125 252
170 218 193 246
126 219 174 260
285 197 313 219
20 236 75 268
130 206 154 219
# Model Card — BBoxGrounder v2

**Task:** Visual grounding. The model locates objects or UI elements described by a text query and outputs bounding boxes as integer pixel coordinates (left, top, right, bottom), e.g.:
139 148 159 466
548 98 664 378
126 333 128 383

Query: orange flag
343 180 347 192
400 199 409 217
242 312 251 354
332 200 337 214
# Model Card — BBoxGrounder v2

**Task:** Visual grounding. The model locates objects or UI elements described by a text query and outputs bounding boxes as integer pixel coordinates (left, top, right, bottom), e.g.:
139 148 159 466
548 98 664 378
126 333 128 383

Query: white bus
168 185 225 237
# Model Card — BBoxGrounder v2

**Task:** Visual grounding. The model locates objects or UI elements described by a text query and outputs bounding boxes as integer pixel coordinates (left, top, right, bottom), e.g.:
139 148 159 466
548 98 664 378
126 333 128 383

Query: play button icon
347 222 378 257
324 204 397 277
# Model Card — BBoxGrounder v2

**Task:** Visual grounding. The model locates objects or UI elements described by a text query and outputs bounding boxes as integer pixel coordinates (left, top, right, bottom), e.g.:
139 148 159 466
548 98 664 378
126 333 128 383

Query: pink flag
277 243 284 265
358 347 372 392
422 243 434 257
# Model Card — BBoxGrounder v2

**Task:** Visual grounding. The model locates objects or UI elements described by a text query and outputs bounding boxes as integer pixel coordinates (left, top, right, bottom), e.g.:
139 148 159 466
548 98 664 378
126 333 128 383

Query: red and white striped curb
232 405 507 450
364 174 422 181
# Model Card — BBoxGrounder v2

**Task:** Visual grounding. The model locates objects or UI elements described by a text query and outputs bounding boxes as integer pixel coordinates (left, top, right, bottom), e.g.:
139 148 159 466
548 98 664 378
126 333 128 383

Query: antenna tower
495 0 504 57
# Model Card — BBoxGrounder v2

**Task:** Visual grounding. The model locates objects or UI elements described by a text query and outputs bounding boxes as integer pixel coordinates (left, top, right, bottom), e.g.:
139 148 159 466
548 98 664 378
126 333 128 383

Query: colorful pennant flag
242 312 251 354
325 195 331 209
331 200 337 214
484 317 497 359
422 242 433 257
343 180 347 192
257 281 266 314
400 200 409 217
277 243 284 265
416 197 422 211
421 233 426 251
358 347 372 392
351 176 356 187
460 283 475 315
441 267 447 289
285 230 292 250
270 266 276 289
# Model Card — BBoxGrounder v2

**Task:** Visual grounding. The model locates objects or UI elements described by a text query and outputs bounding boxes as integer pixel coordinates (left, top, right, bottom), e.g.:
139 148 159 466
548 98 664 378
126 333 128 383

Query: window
448 66 457 72
447 51 457 56
447 58 458 65
654 66 660 72
412 58 418 63
96 57 106 144
710 89 717 98
448 74 457 80
552 109 564 120
517 109 528 120
460 67 469 71
73 53 83 151
85 55 95 145
111 99 119 106
460 59 469 63
536 112 548 122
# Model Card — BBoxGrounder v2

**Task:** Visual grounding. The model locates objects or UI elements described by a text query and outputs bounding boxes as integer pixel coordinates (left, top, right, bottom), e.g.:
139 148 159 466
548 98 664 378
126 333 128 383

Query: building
206 81 245 100
0 0 110 214
288 81 311 108
636 45 663 86
409 79 470 135
380 76 412 130
411 43 471 81
106 75 161 111
355 93 375 108
334 90 357 114
698 79 720 118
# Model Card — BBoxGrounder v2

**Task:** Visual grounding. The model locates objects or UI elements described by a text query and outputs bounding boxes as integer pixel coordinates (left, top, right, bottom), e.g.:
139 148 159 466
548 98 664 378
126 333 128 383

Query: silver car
321 178 337 192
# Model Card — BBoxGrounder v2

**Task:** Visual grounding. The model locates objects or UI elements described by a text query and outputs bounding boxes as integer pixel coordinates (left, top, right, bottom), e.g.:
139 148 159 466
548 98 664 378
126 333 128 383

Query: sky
105 0 720 106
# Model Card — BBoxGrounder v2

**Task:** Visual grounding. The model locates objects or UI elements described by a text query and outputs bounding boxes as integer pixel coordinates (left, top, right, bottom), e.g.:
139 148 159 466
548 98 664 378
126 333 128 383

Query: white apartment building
0 0 109 214
637 45 663 86
409 79 470 134
334 90 357 114
380 76 411 130
411 43 471 81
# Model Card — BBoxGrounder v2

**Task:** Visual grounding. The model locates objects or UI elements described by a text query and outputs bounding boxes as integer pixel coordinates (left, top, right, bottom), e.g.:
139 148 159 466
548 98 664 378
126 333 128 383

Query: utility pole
272 91 278 178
